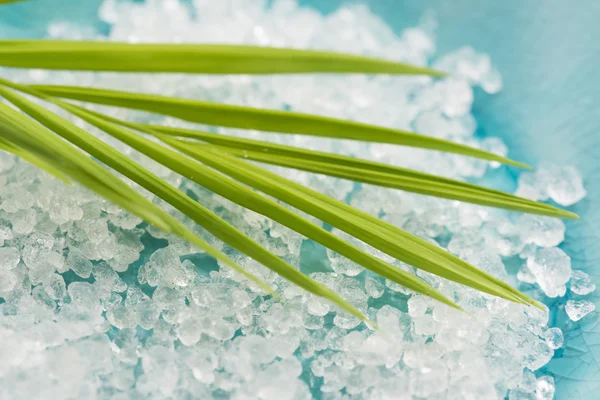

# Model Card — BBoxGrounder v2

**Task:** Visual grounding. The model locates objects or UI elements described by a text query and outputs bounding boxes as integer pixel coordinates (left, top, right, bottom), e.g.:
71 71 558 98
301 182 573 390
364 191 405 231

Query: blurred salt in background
0 0 592 399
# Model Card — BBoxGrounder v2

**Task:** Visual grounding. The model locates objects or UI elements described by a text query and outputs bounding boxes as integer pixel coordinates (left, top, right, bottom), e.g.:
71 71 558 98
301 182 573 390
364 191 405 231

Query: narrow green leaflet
134 124 533 200
52 103 461 311
0 104 170 231
0 81 368 320
138 124 574 219
0 0 27 4
30 84 529 168
212 147 576 219
0 91 278 298
54 103 539 307
156 138 539 307
0 136 71 184
45 106 544 307
0 40 444 76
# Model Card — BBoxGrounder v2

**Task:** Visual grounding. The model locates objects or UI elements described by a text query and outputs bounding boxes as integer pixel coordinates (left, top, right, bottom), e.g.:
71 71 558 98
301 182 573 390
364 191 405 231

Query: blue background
1 1 599 398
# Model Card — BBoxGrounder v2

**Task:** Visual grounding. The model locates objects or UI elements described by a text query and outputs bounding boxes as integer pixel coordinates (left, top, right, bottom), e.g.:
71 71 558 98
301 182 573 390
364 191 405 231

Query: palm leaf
30 84 529 168
24 90 525 305
0 136 71 184
104 121 573 219
16 97 544 306
155 139 541 307
0 95 280 298
0 40 445 76
0 81 371 320
0 37 564 314
0 79 460 312
57 102 462 311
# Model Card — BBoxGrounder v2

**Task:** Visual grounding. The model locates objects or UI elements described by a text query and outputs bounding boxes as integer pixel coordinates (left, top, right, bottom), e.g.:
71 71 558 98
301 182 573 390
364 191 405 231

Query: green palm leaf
56 102 463 311
0 40 445 76
0 95 278 298
0 78 461 312
107 121 573 219
0 37 565 315
156 139 541 307
30 84 529 168
7 91 544 306
0 81 370 321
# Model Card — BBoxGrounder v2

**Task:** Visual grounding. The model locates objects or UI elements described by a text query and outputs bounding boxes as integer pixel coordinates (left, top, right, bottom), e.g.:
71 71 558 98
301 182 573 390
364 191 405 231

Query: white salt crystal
365 277 384 299
527 247 572 298
546 165 586 206
570 270 596 295
44 273 67 300
0 247 20 270
327 248 363 276
66 249 93 278
11 209 37 235
535 376 555 400
543 327 564 349
565 300 595 321
0 270 18 292
518 215 565 248
136 299 160 330
0 184 34 213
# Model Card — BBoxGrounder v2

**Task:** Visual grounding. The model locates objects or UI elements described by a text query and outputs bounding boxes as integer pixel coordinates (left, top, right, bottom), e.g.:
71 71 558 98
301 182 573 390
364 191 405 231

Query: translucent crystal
526 248 572 298
535 376 555 400
565 300 595 321
0 183 34 213
570 270 596 295
66 249 93 278
546 165 586 206
0 270 19 292
408 359 449 397
177 317 202 346
93 261 127 293
518 215 565 248
44 273 67 300
327 248 363 276
11 209 37 235
106 304 134 329
516 164 586 206
517 265 537 284
408 295 429 317
543 327 564 349
240 334 277 364
0 247 20 270
68 282 98 309
365 277 384 299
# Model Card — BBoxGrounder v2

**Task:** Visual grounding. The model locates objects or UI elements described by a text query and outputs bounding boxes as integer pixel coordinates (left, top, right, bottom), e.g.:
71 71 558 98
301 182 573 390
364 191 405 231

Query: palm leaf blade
214 146 575 218
60 103 461 311
46 108 570 218
65 105 537 306
0 88 281 297
0 40 445 76
158 137 538 306
0 136 71 184
30 84 529 168
116 122 573 218
0 82 368 320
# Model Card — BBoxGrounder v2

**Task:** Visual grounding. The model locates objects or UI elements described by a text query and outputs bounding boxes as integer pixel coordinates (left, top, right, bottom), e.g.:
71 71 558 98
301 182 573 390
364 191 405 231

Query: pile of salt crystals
0 0 591 399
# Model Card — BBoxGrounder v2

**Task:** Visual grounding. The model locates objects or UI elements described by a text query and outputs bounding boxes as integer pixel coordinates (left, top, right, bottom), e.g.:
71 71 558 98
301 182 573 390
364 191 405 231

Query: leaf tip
563 210 581 220
504 158 533 170
545 207 581 220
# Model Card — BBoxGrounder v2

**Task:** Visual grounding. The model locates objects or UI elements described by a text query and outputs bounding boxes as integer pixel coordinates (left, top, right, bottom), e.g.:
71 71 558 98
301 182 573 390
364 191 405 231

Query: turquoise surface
2 1 599 398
